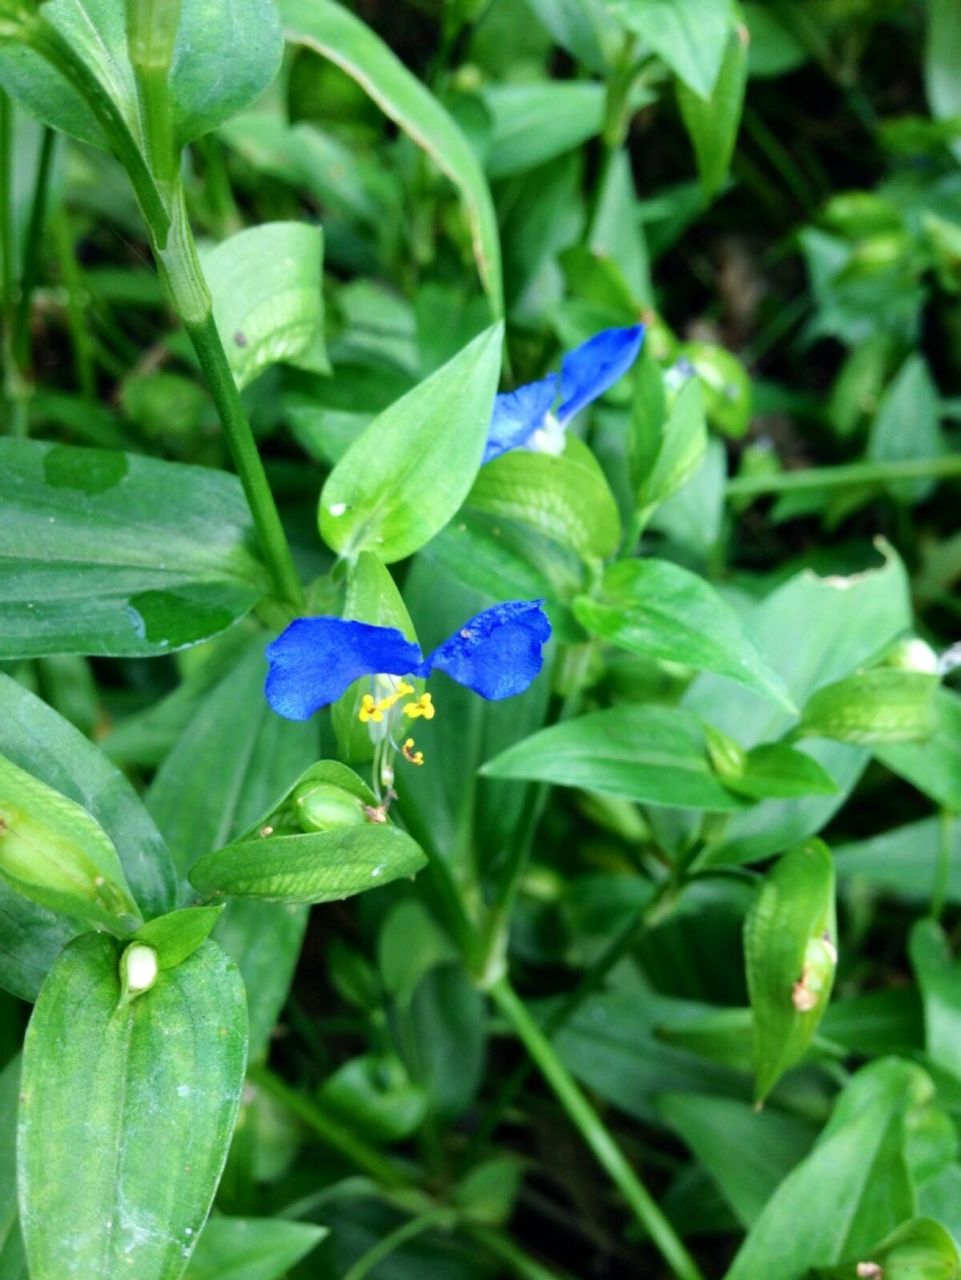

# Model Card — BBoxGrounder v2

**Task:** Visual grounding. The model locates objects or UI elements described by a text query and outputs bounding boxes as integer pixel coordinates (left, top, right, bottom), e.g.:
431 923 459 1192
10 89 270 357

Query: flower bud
291 782 367 833
119 942 159 1005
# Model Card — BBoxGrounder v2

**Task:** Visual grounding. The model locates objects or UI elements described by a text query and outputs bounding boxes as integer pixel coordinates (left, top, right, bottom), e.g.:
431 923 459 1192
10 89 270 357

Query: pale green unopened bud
292 782 367 833
884 636 939 675
704 724 746 782
0 755 140 930
120 943 159 1005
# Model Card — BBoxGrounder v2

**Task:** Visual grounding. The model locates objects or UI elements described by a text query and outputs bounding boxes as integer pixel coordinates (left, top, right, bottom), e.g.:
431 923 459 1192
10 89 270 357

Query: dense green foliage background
1 1 961 1278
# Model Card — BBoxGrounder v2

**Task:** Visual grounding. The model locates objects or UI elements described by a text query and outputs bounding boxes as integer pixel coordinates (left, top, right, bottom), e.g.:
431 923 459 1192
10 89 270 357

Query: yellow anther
402 738 425 766
397 681 415 696
358 694 383 724
403 693 435 720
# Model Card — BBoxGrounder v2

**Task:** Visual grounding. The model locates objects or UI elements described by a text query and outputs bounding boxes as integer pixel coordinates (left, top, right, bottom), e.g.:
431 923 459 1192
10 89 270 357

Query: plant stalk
14 125 56 371
727 453 961 501
490 977 704 1280
147 189 304 608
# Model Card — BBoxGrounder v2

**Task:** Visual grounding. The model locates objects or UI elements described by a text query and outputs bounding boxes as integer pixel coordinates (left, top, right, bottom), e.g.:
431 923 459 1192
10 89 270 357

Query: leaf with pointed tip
0 673 176 1001
319 326 503 564
483 705 745 810
189 826 426 904
18 934 247 1280
0 440 267 659
280 0 502 313
574 559 794 709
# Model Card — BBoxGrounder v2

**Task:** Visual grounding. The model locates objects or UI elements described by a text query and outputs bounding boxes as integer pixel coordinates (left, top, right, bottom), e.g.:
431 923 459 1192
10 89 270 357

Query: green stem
125 0 181 187
490 977 704 1280
247 1063 415 1194
479 655 591 977
465 1224 577 1280
471 876 681 1156
344 1210 453 1280
14 126 56 371
585 35 638 239
147 191 303 608
27 15 169 242
53 208 97 402
932 809 956 923
727 454 961 501
0 88 22 435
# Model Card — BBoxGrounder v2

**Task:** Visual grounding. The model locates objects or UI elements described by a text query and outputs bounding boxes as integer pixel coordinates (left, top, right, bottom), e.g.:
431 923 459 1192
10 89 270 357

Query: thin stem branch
727 454 961 501
932 809 956 923
246 1062 414 1194
343 1210 453 1280
53 209 96 402
490 977 704 1280
14 126 56 371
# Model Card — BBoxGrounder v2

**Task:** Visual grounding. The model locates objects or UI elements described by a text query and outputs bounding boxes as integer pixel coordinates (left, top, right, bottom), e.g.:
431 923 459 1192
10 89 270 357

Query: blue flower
484 324 645 464
265 599 552 722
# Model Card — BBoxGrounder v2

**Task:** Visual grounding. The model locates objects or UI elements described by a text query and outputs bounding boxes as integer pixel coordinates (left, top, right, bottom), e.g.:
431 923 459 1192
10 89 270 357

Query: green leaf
677 24 747 196
798 670 940 746
378 899 458 1008
168 1 283 144
836 816 961 907
0 440 267 658
813 1219 961 1280
482 705 745 810
658 1093 815 1228
688 544 914 866
632 373 708 519
203 222 327 390
574 559 793 709
317 1054 428 1145
0 686 175 1003
145 639 317 1060
396 964 486 1120
744 840 837 1102
19 934 247 1280
606 0 734 98
134 906 226 971
524 0 622 71
184 1216 328 1280
0 0 282 149
213 900 307 1066
0 1057 22 1274
424 511 580 640
724 1060 930 1280
868 355 943 503
876 690 961 810
0 673 176 1000
319 325 503 563
467 437 621 562
0 753 140 932
720 743 840 800
926 0 961 160
480 82 605 179
555 988 748 1126
280 0 503 315
189 825 427 904
910 919 961 1081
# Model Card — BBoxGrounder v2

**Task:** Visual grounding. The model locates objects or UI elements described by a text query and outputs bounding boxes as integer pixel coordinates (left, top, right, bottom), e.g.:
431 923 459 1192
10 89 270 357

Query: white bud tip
123 943 159 995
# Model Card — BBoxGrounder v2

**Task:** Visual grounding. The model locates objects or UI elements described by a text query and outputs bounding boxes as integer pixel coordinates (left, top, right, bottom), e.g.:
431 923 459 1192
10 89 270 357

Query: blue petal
557 324 645 424
265 618 423 721
421 600 552 700
483 374 558 464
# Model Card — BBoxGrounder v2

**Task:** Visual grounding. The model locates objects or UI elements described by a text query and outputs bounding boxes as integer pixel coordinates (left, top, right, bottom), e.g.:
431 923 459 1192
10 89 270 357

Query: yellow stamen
358 694 383 724
403 693 435 720
359 681 417 723
402 738 425 766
